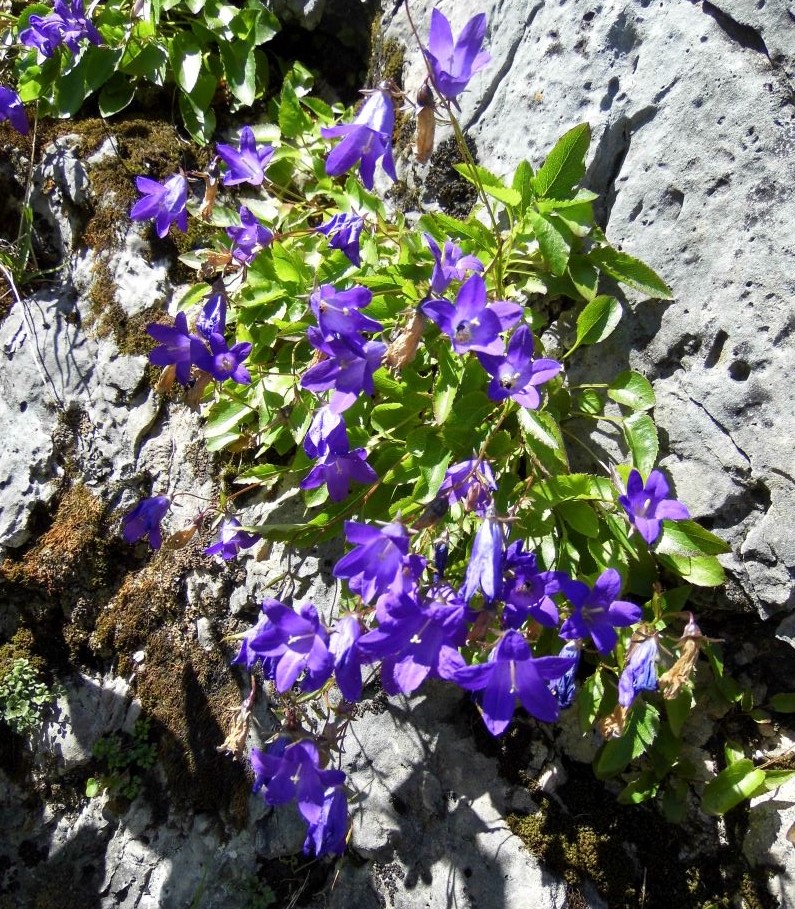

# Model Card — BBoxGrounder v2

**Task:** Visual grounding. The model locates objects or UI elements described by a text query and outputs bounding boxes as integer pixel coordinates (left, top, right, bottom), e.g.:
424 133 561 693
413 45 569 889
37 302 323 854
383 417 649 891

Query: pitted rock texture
381 0 795 626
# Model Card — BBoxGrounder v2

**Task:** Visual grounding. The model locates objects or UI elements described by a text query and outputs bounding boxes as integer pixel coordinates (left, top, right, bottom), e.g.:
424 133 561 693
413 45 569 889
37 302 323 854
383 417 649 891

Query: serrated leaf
512 159 535 214
623 412 658 475
588 245 673 299
557 500 599 538
517 408 569 471
608 370 655 411
567 256 598 301
278 77 313 138
578 669 605 730
452 163 521 207
702 760 766 815
656 521 731 557
532 123 591 199
526 210 570 276
533 473 613 506
572 295 623 351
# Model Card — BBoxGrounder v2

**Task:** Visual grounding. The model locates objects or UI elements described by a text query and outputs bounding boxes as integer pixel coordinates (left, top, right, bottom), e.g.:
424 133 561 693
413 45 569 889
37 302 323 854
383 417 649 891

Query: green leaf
452 163 521 207
219 38 257 106
702 760 766 815
178 91 215 145
121 41 168 81
578 668 605 730
588 246 673 299
770 693 795 713
623 412 658 475
572 295 623 351
278 76 313 138
419 212 496 252
533 473 613 506
98 72 136 117
665 688 694 738
85 777 103 798
657 553 726 587
531 123 591 199
433 341 461 425
170 33 203 93
596 702 660 778
557 500 599 538
617 773 659 805
511 159 535 214
516 408 569 472
656 521 731 557
526 210 570 276
567 256 598 301
749 769 795 797
608 370 655 411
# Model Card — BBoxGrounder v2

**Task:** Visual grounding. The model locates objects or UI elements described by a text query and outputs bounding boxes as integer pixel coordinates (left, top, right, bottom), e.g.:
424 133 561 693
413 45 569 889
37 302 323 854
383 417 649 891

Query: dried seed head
386 311 426 368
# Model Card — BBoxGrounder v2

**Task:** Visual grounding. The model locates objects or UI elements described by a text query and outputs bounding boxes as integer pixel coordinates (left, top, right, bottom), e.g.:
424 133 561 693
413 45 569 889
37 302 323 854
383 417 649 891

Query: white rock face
381 0 795 625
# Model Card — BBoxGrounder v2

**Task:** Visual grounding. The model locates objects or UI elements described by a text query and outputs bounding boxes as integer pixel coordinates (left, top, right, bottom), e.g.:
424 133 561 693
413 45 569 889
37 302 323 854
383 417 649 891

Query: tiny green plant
86 716 157 800
0 656 55 736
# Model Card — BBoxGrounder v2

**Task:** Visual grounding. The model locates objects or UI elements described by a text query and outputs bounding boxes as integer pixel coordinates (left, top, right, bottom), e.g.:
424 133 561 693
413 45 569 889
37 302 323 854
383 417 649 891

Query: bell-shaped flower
300 447 377 502
193 333 252 384
304 784 349 856
439 458 496 516
619 469 690 545
0 87 29 135
424 233 484 294
203 517 258 560
329 615 364 702
21 0 102 57
130 173 188 238
461 512 504 602
227 205 273 264
500 540 567 628
310 284 382 341
195 291 227 339
303 407 349 460
333 521 410 604
322 85 397 190
317 212 364 267
122 495 170 549
549 641 582 709
560 569 642 654
300 335 386 413
216 126 274 187
421 273 521 356
448 630 577 735
423 9 491 101
147 311 202 386
478 325 562 408
618 631 660 707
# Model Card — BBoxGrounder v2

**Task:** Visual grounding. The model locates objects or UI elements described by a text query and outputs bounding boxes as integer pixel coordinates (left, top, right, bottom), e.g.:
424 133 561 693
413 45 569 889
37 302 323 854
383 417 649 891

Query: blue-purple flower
560 569 642 654
300 448 377 502
500 541 566 629
227 205 273 264
216 126 274 187
329 615 364 702
478 325 562 408
122 495 170 549
300 336 386 413
334 521 410 604
618 632 660 708
204 517 258 560
461 512 503 602
424 233 484 294
317 212 364 267
0 87 29 135
193 333 253 384
309 284 382 342
322 85 397 190
439 458 496 516
303 407 349 460
549 641 582 709
130 173 188 238
619 469 690 545
20 0 102 58
196 291 227 339
421 273 521 356
448 630 577 735
423 9 491 102
147 311 201 385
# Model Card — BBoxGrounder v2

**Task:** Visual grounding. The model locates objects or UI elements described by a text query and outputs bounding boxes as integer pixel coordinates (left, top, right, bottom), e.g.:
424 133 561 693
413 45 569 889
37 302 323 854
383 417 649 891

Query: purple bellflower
147 311 202 386
227 205 273 264
204 517 258 560
0 87 29 135
424 233 484 294
251 739 348 856
500 541 566 629
130 173 188 238
238 599 333 693
619 468 690 545
334 521 410 604
303 407 349 460
193 333 253 384
549 641 582 709
300 336 387 413
317 212 364 267
216 126 274 187
310 284 382 341
322 85 397 190
439 458 497 516
560 568 642 654
196 291 227 339
461 512 504 602
301 448 377 502
448 630 577 735
329 615 364 702
424 9 491 102
478 325 562 408
122 495 170 549
21 0 102 57
618 632 660 708
421 273 521 356
358 585 471 695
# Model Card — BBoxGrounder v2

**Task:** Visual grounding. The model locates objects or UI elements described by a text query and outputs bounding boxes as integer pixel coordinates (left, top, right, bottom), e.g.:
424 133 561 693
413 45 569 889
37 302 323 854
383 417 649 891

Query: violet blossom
122 495 170 549
549 641 582 709
500 541 566 629
317 212 364 266
0 87 29 135
322 84 397 190
618 632 660 708
227 205 273 264
560 569 642 654
421 273 521 356
193 333 253 384
329 615 364 702
196 291 227 339
300 335 386 413
423 9 491 102
424 233 483 294
204 517 258 560
461 512 504 602
300 447 377 502
216 126 274 187
130 173 188 238
438 458 496 516
303 407 349 460
478 324 562 408
619 468 690 545
147 311 202 385
309 284 382 341
20 0 102 58
333 521 410 604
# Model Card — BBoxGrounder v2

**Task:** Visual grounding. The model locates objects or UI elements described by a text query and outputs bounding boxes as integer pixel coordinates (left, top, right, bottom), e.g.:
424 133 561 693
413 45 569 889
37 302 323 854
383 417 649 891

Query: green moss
425 135 479 218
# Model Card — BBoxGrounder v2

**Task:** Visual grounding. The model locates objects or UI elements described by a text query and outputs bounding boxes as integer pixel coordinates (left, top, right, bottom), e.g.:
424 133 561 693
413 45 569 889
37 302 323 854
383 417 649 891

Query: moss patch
424 134 479 218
